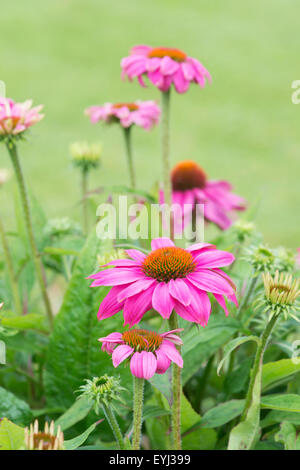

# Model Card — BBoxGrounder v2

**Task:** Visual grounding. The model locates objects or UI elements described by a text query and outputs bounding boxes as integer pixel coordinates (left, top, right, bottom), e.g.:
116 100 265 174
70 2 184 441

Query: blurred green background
0 0 299 247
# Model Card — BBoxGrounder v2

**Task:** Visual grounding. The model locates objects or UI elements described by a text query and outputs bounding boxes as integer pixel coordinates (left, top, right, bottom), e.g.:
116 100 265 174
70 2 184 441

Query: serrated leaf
0 418 25 450
44 231 132 409
0 386 33 426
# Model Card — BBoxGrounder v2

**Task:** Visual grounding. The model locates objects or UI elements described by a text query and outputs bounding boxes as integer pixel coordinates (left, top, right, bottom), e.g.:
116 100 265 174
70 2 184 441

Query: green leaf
275 421 298 450
64 421 100 450
199 400 245 428
0 418 25 450
149 372 172 403
262 358 300 391
182 316 240 384
54 396 93 431
228 361 261 450
261 394 300 412
0 312 48 332
261 410 300 428
0 386 33 426
181 394 217 450
44 231 132 408
217 335 259 376
142 405 170 421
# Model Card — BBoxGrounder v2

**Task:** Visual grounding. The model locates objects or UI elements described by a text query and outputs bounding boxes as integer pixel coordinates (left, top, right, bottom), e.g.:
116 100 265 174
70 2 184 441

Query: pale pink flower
99 328 183 379
0 97 44 137
297 248 300 267
89 237 237 327
160 160 246 231
85 100 160 130
121 45 211 94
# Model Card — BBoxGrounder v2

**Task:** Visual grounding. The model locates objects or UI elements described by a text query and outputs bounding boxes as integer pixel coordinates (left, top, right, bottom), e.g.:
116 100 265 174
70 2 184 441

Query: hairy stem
102 404 125 450
168 312 182 450
241 313 279 421
7 142 54 329
0 216 22 315
123 126 136 190
132 376 144 450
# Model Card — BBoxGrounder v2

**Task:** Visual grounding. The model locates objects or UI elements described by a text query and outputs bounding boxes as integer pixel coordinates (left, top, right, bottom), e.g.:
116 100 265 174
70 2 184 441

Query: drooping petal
130 351 157 379
112 345 134 367
117 278 156 302
155 348 171 374
187 269 234 295
187 242 216 255
152 282 175 318
159 340 183 367
160 329 184 345
168 278 191 306
151 237 175 250
97 285 127 320
126 249 146 263
89 268 145 286
123 283 156 326
213 293 229 316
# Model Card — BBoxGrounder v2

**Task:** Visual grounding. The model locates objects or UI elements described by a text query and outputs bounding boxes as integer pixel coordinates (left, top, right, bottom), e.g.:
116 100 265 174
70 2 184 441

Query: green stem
168 312 182 450
132 376 144 450
241 313 279 421
161 90 171 207
237 274 258 316
102 404 125 450
81 168 89 234
0 216 22 315
6 142 54 329
123 127 136 190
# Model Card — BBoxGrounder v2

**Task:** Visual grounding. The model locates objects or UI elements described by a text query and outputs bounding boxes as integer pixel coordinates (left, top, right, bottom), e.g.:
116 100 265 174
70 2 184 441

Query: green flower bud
70 141 102 172
77 375 125 414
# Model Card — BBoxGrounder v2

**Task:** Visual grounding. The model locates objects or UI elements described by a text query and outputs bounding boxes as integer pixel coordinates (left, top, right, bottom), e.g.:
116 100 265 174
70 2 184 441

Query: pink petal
151 237 175 250
213 293 229 316
194 250 235 268
97 285 127 320
130 351 157 379
187 242 216 254
152 282 174 318
89 268 144 286
187 269 234 295
160 341 183 368
160 329 183 345
117 278 156 302
160 56 179 75
123 283 156 326
155 349 171 374
126 249 146 263
168 278 191 306
104 259 141 268
98 332 123 343
112 344 134 367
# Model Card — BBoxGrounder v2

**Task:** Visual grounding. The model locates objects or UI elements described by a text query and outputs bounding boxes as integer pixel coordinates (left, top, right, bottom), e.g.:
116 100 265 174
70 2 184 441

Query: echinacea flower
99 328 183 379
25 420 64 451
0 97 44 140
161 160 246 231
85 100 160 130
121 45 211 93
89 237 237 326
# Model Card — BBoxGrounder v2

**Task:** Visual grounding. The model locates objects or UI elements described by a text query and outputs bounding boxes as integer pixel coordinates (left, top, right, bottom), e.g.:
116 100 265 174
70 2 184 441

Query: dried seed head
24 419 64 450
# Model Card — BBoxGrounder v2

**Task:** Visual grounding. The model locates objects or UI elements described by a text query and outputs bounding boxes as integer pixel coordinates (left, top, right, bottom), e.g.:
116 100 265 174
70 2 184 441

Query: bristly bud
232 220 256 243
273 247 295 272
244 244 275 273
70 141 102 172
77 375 125 414
261 271 300 320
44 217 82 238
24 420 64 450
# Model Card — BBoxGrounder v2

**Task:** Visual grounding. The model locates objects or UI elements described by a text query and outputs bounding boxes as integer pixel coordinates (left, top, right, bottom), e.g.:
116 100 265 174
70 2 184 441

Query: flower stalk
161 90 171 207
123 126 136 190
0 216 22 315
81 168 89 234
6 142 53 329
132 376 144 450
102 403 125 450
168 311 182 450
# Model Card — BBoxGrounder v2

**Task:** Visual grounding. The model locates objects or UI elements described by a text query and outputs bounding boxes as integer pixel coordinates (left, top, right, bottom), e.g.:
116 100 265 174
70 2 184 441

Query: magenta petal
123 283 156 326
168 278 191 306
112 345 134 367
126 249 146 263
213 293 229 316
90 268 144 286
152 282 174 318
98 332 123 343
173 300 204 324
117 278 156 302
97 285 127 320
160 340 183 368
194 250 235 268
187 269 234 295
151 237 175 250
155 349 171 374
130 351 157 379
103 259 140 268
187 242 216 254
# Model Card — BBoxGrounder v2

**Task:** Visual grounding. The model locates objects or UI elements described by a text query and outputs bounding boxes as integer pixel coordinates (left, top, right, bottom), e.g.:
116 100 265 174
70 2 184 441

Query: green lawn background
0 0 299 247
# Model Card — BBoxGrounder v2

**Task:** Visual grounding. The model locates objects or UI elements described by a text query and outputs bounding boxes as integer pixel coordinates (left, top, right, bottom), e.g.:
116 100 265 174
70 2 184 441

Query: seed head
24 420 64 450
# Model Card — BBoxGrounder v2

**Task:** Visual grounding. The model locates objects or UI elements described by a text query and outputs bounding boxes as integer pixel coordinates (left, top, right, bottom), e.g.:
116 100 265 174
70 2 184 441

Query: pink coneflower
99 328 183 379
89 237 237 327
121 45 211 94
161 160 246 231
0 97 44 138
85 100 160 130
